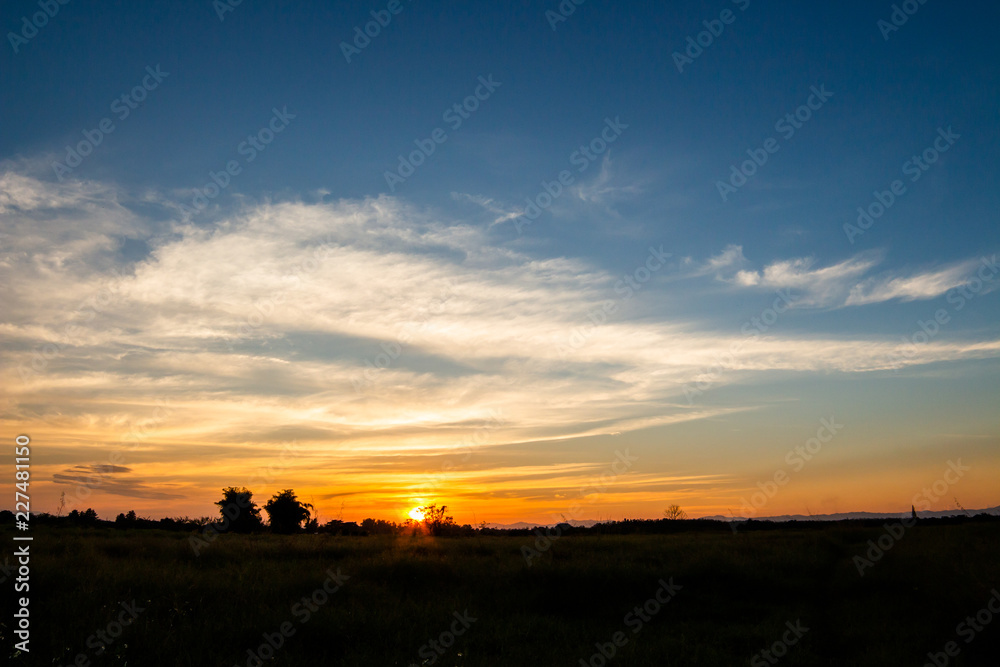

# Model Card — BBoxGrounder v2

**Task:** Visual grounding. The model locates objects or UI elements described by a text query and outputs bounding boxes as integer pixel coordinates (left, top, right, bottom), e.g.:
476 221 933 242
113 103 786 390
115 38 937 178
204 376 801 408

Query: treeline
5 496 997 537
0 487 478 537
0 508 211 531
11 511 997 537
0 509 473 536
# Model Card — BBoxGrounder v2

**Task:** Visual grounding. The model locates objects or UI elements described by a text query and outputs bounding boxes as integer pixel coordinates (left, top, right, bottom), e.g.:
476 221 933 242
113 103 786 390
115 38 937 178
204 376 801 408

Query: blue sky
2 0 998 522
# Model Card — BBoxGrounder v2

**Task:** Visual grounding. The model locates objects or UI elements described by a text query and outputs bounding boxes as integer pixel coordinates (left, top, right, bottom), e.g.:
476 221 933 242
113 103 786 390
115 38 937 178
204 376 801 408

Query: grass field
3 521 999 666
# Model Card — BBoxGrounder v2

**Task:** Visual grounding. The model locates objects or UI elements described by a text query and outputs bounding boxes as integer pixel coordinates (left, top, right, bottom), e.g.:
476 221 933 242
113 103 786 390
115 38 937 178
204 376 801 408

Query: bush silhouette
214 487 264 533
264 489 313 534
115 510 138 526
68 508 99 525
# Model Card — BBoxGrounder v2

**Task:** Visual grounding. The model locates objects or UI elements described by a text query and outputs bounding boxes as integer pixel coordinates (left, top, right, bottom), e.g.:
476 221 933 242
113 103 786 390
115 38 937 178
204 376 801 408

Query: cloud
730 253 878 306
679 244 756 282
845 260 990 305
570 152 642 207
718 249 989 308
707 244 746 270
52 464 184 500
450 191 522 228
3 170 1000 490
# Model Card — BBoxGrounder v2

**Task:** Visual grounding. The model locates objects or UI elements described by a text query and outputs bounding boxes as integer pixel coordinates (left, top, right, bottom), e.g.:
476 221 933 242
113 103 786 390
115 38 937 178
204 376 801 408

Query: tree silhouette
360 518 397 534
215 487 263 533
418 504 455 536
68 508 99 525
263 489 313 534
115 510 139 526
663 504 687 520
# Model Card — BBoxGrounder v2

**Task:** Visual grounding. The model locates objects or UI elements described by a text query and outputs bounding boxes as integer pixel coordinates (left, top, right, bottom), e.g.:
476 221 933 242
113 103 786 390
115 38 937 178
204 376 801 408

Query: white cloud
706 244 748 273
570 153 642 207
718 249 987 308
450 191 522 228
3 171 1000 465
845 261 985 305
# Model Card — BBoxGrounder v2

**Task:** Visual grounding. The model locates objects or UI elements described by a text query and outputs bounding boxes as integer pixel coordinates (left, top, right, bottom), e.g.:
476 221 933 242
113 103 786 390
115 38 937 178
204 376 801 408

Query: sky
1 0 998 525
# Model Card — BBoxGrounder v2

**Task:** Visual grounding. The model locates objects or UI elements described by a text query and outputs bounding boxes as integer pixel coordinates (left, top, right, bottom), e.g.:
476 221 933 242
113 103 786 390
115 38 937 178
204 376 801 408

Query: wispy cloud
684 244 749 278
570 152 643 210
845 261 989 305
451 191 522 228
52 464 185 500
3 170 1000 519
716 249 989 308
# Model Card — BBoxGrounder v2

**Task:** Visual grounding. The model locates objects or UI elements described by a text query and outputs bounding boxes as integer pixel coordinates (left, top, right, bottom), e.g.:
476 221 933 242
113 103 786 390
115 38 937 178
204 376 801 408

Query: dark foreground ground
3 521 999 666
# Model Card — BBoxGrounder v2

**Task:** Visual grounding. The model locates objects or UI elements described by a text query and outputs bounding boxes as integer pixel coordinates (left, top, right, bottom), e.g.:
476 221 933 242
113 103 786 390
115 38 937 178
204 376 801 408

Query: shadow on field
2 520 999 666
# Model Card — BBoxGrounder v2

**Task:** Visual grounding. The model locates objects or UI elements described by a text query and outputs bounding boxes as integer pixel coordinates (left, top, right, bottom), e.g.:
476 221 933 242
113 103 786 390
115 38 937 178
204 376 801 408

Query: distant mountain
699 506 1000 522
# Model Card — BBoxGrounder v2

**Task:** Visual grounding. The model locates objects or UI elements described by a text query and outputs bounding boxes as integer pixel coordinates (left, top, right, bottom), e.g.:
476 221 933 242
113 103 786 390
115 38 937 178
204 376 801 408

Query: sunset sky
2 0 998 525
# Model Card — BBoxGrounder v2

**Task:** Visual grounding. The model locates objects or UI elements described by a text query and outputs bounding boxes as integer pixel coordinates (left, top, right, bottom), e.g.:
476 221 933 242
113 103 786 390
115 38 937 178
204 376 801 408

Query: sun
407 507 425 522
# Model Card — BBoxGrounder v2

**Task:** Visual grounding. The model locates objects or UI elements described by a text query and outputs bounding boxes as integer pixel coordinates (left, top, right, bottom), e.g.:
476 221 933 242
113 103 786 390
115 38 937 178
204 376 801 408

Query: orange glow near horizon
3 169 1000 533
5 408 1000 527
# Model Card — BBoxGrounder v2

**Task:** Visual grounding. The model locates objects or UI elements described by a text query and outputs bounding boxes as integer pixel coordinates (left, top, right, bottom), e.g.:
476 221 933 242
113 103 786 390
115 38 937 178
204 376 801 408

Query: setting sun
407 507 426 522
